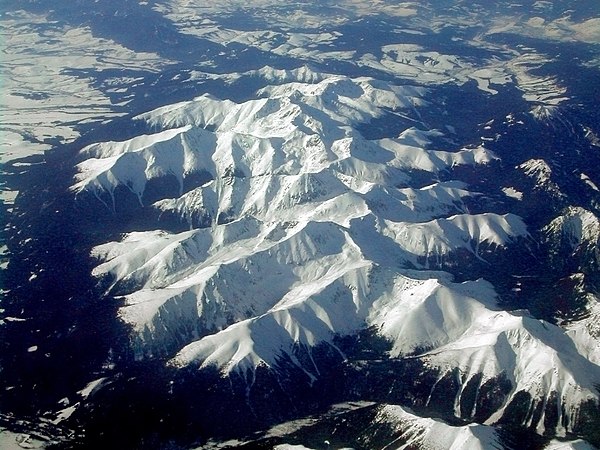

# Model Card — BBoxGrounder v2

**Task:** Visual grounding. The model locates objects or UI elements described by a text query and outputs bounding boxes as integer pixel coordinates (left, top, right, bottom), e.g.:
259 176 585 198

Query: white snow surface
73 76 439 206
381 212 528 261
274 445 315 450
502 186 523 200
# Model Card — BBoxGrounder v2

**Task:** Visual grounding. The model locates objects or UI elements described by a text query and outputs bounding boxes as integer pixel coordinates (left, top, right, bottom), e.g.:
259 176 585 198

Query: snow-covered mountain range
67 69 600 447
2 1 600 449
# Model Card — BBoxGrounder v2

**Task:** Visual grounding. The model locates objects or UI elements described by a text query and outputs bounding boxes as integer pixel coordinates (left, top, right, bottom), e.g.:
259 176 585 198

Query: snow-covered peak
71 125 215 204
566 292 600 365
137 75 423 133
518 158 564 196
544 207 600 252
518 158 552 184
374 404 501 450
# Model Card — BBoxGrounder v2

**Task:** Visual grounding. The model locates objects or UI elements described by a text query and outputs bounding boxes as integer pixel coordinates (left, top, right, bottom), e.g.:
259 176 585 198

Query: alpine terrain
1 1 600 449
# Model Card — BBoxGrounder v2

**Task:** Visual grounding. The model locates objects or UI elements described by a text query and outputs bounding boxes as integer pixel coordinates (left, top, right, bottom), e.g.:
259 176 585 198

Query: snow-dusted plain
0 9 170 203
2 0 600 449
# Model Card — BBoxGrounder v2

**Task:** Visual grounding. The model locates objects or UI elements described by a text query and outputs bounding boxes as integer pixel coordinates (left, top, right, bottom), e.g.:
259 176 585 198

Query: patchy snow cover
358 43 512 92
489 15 600 45
0 6 171 303
0 10 170 204
77 378 109 400
519 158 553 184
508 53 569 108
543 208 600 367
502 186 523 200
580 173 599 192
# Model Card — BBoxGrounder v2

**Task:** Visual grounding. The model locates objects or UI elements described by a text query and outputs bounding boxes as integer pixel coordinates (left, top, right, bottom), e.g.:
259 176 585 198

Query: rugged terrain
2 1 600 449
